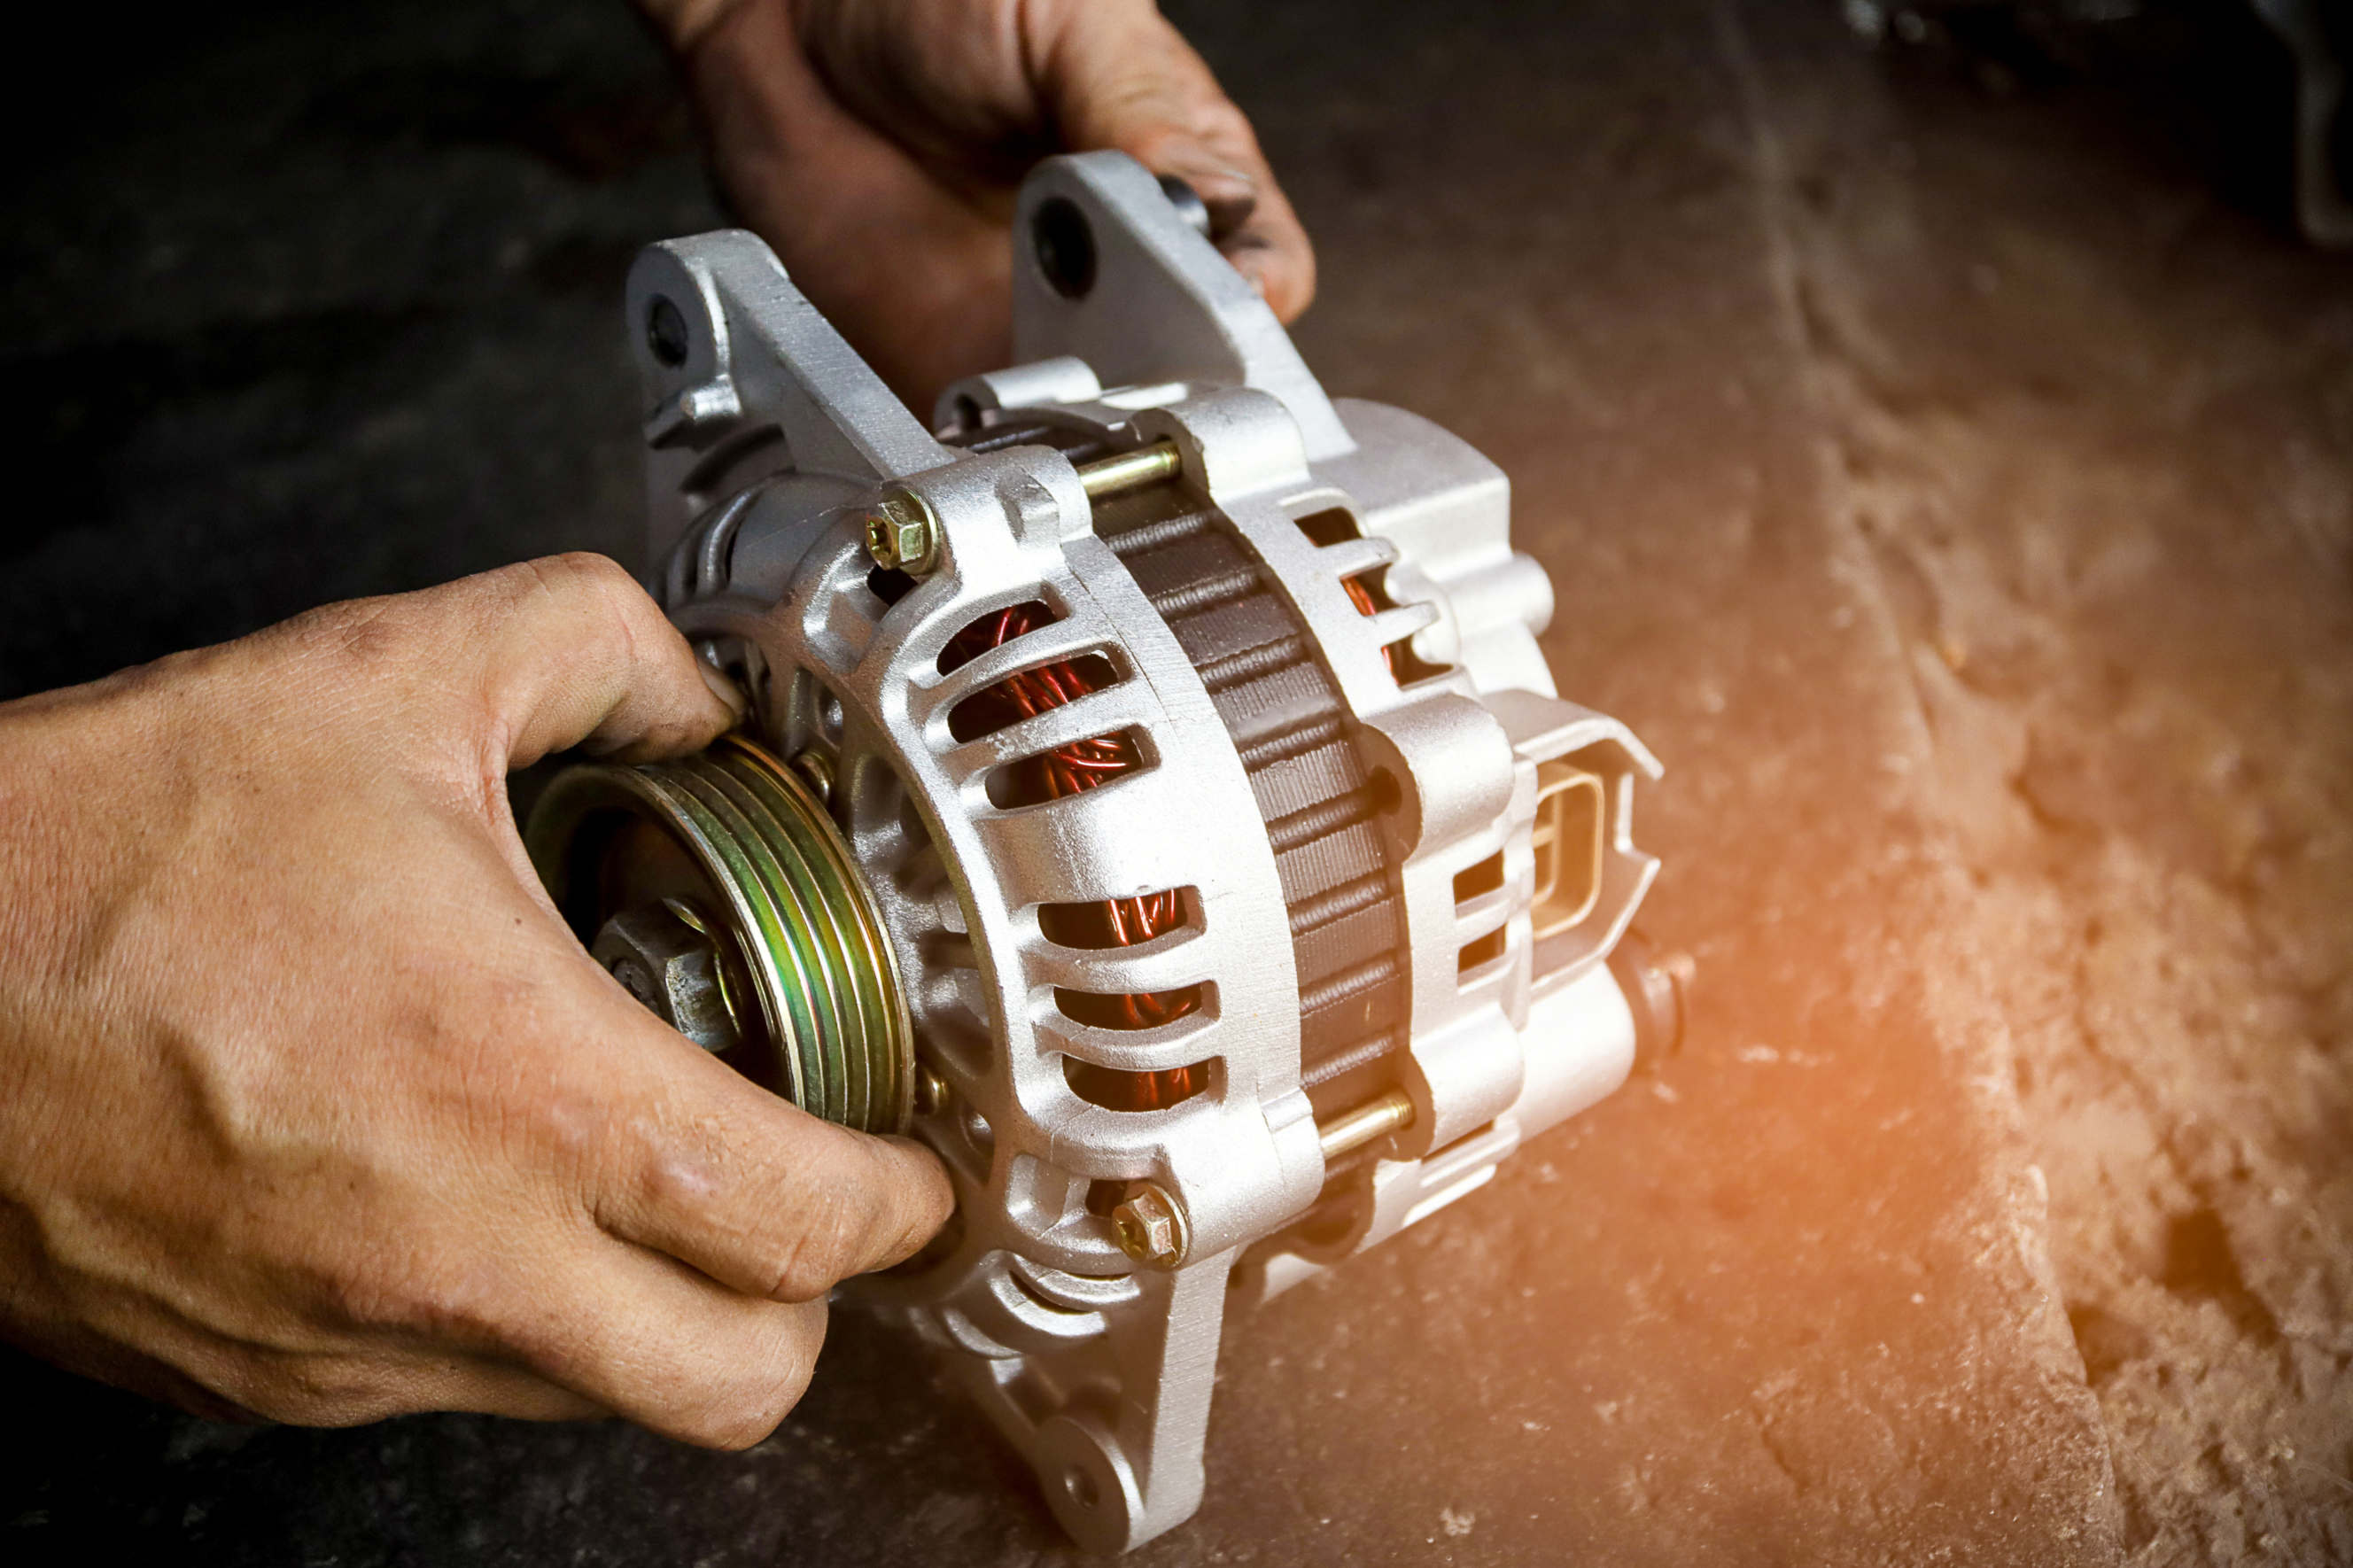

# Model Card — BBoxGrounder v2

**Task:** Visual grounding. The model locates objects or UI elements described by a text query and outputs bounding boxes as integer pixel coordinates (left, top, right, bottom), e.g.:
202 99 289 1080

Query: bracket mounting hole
1063 1466 1100 1510
1031 198 1098 299
647 296 690 368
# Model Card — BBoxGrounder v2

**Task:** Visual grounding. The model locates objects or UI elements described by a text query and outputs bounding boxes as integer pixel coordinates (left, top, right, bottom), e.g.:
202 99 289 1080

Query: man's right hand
0 554 952 1444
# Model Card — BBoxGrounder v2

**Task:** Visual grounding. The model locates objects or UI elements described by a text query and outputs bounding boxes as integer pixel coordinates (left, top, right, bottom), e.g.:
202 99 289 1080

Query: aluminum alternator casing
610 152 1665 1552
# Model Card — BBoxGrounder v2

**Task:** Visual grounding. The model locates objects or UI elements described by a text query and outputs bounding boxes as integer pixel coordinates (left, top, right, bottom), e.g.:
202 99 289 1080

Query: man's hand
641 0 1316 409
0 555 952 1443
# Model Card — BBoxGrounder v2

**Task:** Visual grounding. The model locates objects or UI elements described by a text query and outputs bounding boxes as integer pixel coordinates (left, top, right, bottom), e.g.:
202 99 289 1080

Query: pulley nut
1110 1182 1189 1270
590 900 742 1056
863 491 940 575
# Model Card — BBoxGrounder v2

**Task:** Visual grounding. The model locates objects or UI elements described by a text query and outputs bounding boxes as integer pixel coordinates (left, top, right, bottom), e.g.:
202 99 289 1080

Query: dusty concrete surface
0 1 2344 1564
1722 7 2353 1560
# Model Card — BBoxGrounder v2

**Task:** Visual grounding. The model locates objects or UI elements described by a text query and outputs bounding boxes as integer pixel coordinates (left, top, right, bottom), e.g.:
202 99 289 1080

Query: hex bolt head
591 900 742 1055
1110 1182 1189 1270
863 491 940 575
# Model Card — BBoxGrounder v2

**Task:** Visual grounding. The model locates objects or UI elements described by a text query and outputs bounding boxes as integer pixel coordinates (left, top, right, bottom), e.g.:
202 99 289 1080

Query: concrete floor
1 2 2347 1564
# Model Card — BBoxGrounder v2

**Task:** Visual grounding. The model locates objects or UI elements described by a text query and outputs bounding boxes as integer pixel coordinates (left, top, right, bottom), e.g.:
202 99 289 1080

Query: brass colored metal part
527 733 915 1135
1316 1087 1416 1164
1110 1181 1189 1269
788 748 835 804
863 491 940 575
912 1060 949 1117
1076 439 1182 499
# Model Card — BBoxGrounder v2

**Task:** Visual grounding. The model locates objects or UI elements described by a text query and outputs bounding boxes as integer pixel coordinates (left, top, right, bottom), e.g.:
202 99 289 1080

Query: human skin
647 0 1317 408
0 0 1305 1444
0 558 951 1441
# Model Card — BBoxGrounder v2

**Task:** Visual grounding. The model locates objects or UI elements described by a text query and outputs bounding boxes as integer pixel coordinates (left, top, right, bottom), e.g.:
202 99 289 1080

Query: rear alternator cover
529 152 1672 1552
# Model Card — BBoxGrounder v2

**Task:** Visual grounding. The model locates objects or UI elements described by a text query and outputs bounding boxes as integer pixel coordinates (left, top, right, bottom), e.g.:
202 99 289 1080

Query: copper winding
1342 576 1395 673
943 603 1201 1109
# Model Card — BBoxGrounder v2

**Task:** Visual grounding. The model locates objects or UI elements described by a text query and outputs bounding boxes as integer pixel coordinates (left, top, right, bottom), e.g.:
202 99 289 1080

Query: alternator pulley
528 734 913 1135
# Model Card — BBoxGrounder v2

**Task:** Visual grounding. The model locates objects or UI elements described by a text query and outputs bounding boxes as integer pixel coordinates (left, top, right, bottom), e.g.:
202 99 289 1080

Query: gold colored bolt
1074 438 1183 500
1316 1086 1415 1164
863 491 940 575
788 748 835 804
912 1061 948 1117
1110 1181 1189 1270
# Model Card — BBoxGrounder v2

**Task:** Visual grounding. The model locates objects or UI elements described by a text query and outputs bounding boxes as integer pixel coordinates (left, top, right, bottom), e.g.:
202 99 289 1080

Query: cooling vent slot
1063 1052 1215 1113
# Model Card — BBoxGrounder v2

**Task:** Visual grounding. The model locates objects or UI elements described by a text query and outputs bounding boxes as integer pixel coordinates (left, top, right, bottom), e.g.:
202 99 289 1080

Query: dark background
4 2 2349 1564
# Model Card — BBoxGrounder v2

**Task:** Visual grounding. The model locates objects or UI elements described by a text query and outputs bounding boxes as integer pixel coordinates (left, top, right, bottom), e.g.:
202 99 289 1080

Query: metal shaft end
1316 1087 1416 1164
1075 439 1184 501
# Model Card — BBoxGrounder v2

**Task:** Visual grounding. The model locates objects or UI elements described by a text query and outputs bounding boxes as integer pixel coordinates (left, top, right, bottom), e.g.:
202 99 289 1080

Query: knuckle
763 1154 893 1300
536 552 653 628
1122 120 1200 167
523 552 670 679
669 1312 820 1449
1183 97 1256 148
675 1398 781 1452
765 1218 855 1303
501 1069 610 1179
273 594 424 687
545 549 645 605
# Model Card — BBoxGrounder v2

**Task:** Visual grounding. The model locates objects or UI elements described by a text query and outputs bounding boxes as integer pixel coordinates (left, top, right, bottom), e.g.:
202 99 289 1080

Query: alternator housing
561 152 1666 1552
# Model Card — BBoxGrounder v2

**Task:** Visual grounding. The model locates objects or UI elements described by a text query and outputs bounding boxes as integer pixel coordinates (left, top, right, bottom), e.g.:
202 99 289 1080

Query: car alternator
527 151 1678 1553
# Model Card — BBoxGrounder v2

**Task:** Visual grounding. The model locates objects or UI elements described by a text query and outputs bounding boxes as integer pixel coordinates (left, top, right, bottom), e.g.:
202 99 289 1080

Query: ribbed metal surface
526 734 915 1134
1090 484 1409 1079
949 418 1110 464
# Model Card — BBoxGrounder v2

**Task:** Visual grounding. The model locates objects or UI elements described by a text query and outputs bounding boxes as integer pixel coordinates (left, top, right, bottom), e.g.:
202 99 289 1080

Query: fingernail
1153 140 1257 202
699 660 749 719
1228 249 1271 299
1169 159 1256 201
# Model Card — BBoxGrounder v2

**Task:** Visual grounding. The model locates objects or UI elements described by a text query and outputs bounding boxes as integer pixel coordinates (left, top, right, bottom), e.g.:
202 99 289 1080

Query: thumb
1032 0 1317 321
439 553 744 769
